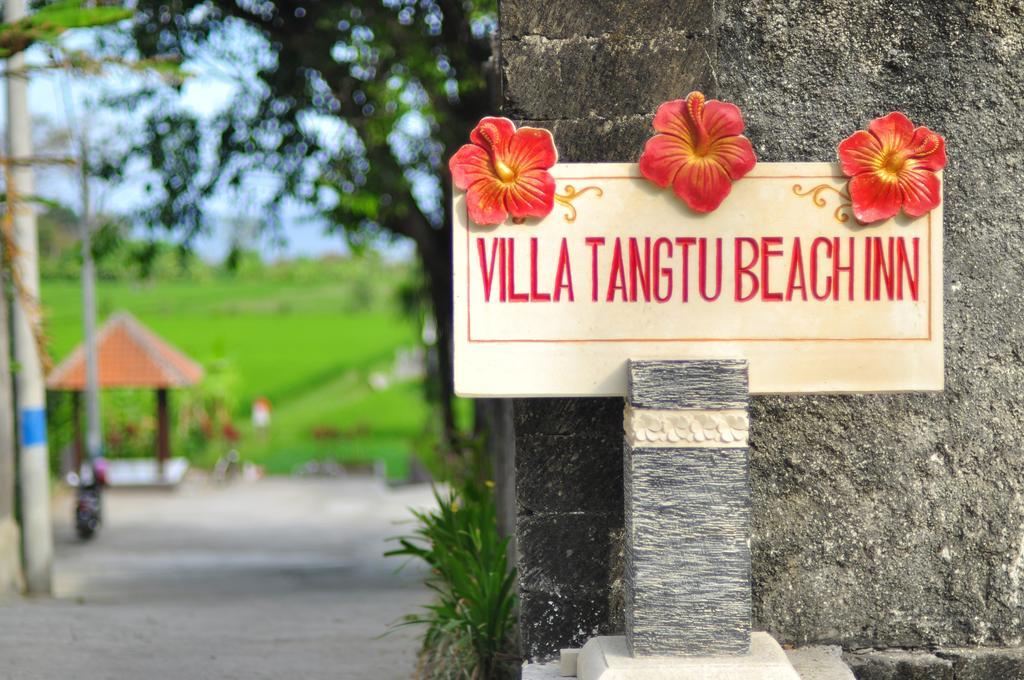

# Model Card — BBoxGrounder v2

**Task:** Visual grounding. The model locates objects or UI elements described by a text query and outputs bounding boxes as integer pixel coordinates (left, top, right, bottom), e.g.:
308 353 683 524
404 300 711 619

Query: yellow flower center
493 158 517 183
686 92 711 157
880 150 907 178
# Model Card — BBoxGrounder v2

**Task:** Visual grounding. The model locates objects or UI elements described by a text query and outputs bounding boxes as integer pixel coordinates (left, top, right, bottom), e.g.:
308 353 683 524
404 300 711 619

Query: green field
42 259 436 479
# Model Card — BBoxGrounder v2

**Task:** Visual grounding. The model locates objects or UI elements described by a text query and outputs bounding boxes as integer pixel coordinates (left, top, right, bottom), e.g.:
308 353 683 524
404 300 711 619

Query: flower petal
838 130 883 177
909 126 947 171
708 135 756 180
642 94 754 213
672 159 733 213
703 100 745 139
639 134 693 188
898 163 941 217
469 117 516 155
506 126 558 173
466 179 509 226
848 173 902 224
651 99 696 145
504 168 556 219
449 144 494 191
869 111 915 153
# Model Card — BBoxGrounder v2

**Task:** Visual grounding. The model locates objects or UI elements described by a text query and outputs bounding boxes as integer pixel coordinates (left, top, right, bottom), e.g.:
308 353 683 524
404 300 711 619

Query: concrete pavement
0 476 437 679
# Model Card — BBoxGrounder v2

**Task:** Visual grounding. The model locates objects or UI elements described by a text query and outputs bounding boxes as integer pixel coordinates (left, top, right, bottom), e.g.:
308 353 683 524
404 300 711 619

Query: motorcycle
74 458 107 540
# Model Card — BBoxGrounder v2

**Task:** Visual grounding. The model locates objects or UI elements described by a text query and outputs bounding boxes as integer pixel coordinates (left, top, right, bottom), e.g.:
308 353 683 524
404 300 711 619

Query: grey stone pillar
506 0 1024 672
503 0 715 661
717 1 1024 652
624 360 751 656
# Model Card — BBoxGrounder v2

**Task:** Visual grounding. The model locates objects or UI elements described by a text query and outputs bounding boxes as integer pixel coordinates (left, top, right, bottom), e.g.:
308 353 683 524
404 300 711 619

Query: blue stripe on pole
20 408 46 446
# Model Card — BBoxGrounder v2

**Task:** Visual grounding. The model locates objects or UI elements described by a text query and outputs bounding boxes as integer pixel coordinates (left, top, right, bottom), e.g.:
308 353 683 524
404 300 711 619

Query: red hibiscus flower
449 117 558 226
838 111 947 224
638 92 757 213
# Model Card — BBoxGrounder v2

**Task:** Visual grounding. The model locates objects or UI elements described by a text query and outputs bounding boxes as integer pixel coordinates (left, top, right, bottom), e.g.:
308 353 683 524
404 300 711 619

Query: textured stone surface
501 0 712 39
499 0 713 122
627 360 749 411
625 361 751 656
514 398 625 659
625 443 751 655
519 512 621 594
519 588 621 660
715 0 1024 650
515 117 653 165
506 0 1024 662
943 646 1024 680
843 650 954 680
505 0 712 659
502 35 709 120
845 646 1024 680
517 432 623 515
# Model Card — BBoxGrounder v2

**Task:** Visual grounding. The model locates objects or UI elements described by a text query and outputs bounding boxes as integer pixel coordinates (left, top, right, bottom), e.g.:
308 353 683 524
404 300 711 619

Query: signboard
453 162 942 396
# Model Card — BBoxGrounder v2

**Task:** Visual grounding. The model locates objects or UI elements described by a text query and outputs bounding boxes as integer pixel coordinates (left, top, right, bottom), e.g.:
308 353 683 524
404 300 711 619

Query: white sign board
453 162 942 396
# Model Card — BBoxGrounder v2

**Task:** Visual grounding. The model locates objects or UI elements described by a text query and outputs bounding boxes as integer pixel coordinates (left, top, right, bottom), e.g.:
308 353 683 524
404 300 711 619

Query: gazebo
47 311 204 476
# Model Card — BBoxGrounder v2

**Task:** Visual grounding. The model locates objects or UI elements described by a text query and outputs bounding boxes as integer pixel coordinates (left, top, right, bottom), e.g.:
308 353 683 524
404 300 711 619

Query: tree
0 0 130 57
108 1 498 442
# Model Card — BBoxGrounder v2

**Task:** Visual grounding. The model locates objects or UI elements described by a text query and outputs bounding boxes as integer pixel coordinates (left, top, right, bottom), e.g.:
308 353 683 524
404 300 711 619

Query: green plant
387 484 519 680
43 260 425 478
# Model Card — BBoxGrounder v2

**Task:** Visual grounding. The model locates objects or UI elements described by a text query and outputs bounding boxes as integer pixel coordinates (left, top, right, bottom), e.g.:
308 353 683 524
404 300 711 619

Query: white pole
6 0 53 594
79 138 101 464
0 239 22 593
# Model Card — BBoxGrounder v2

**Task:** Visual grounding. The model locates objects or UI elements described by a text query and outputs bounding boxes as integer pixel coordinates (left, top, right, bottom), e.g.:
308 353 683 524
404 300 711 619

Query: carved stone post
624 359 751 655
574 360 799 680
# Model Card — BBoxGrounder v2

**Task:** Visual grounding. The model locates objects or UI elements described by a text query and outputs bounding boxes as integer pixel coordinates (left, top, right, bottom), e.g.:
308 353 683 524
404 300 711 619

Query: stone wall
501 0 715 659
501 0 1024 666
718 0 1024 650
512 399 625 660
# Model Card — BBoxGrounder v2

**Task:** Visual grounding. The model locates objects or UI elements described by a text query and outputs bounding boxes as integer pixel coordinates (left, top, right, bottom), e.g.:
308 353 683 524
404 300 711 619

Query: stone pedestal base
577 634 801 680
523 643 854 680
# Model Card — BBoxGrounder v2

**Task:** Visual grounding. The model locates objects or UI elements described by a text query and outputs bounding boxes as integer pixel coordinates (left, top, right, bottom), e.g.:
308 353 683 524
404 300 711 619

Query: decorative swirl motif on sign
553 184 603 223
625 408 749 448
793 183 853 224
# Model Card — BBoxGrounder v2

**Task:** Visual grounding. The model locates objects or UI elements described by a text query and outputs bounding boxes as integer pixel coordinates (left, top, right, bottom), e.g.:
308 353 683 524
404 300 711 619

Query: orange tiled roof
47 312 204 390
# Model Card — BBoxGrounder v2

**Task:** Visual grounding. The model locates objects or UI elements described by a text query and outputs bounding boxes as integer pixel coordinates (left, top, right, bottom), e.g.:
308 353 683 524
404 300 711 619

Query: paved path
0 476 436 680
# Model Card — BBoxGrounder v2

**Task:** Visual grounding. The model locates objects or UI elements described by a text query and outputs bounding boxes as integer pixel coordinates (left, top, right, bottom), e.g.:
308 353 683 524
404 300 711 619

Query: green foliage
0 0 131 58
116 0 497 241
387 483 519 680
97 389 160 457
108 1 501 440
36 201 80 264
241 372 431 479
36 204 141 280
43 256 437 479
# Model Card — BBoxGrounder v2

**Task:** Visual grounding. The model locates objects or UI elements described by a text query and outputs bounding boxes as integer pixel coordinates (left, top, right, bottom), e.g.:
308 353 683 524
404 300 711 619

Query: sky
0 28 416 263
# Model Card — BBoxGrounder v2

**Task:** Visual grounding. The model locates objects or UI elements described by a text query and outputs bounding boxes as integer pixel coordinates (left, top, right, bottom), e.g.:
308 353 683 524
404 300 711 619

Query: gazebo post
156 388 170 477
71 391 83 476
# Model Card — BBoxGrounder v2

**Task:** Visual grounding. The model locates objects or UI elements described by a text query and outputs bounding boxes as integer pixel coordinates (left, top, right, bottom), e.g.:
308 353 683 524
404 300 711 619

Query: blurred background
0 3 516 679
23 0 495 483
